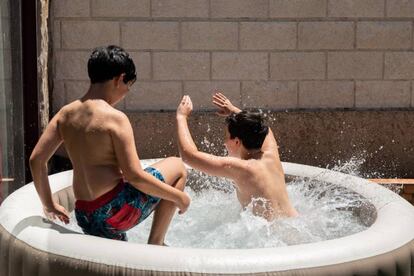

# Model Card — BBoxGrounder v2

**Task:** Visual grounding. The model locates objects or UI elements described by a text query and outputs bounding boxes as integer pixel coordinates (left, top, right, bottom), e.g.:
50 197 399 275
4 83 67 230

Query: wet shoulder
107 108 131 129
56 100 83 122
229 158 258 176
245 156 278 174
58 100 128 130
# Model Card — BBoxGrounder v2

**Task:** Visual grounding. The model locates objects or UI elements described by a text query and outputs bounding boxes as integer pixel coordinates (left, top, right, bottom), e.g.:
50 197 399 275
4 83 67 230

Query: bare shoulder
52 101 80 122
108 109 130 125
223 156 246 169
56 100 83 117
224 157 254 177
105 109 132 135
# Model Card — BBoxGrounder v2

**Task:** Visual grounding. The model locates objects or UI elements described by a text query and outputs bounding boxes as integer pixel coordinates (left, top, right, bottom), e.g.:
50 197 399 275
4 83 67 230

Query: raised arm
110 112 190 214
214 92 281 161
29 111 69 223
176 95 240 178
262 128 284 172
212 92 241 116
262 128 279 153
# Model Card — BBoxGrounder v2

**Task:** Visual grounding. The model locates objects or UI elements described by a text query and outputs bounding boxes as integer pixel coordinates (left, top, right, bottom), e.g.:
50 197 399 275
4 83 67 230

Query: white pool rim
0 159 414 274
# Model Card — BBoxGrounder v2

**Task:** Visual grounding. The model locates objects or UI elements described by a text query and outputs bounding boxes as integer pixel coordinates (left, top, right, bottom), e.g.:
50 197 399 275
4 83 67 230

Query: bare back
58 100 124 201
231 152 297 220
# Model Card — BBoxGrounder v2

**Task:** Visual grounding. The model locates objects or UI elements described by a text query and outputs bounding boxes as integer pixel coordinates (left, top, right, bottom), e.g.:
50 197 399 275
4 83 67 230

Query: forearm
30 161 54 208
176 116 198 161
129 172 183 204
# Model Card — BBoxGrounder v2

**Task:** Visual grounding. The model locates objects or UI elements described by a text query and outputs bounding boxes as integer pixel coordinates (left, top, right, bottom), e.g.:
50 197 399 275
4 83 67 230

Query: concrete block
52 0 90 17
153 52 210 80
125 81 182 110
328 0 385 17
122 22 178 50
152 0 209 18
61 21 120 49
356 81 411 108
129 52 151 80
270 52 325 80
387 0 414 18
210 0 268 18
65 81 90 103
357 21 412 49
52 21 61 49
55 51 90 80
299 81 354 108
91 0 150 17
182 22 238 50
328 52 383 79
212 52 268 80
299 22 354 49
240 22 296 50
52 81 65 112
183 81 241 110
270 0 326 18
385 52 414 79
412 81 414 108
242 81 298 109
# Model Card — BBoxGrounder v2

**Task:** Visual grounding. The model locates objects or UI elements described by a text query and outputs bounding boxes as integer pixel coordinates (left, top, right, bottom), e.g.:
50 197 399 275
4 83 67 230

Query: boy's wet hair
225 111 269 150
88 45 136 84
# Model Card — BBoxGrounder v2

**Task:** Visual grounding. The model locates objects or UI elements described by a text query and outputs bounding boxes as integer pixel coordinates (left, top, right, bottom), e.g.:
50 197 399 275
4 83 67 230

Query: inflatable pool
1 159 413 275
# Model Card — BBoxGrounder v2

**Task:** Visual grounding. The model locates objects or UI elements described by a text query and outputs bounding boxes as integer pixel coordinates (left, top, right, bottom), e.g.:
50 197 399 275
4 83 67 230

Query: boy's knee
161 156 187 182
177 159 188 182
168 157 187 190
168 157 187 177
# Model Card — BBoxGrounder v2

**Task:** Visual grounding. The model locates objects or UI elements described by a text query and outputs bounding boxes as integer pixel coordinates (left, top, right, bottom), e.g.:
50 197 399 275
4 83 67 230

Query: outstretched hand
212 92 241 116
43 202 70 224
177 95 193 119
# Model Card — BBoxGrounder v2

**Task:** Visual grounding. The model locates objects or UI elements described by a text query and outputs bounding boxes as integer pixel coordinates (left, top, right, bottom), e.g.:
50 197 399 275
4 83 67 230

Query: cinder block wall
51 0 414 113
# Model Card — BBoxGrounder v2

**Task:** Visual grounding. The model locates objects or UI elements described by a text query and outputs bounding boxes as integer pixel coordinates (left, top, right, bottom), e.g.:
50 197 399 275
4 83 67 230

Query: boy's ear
234 137 241 146
114 74 124 87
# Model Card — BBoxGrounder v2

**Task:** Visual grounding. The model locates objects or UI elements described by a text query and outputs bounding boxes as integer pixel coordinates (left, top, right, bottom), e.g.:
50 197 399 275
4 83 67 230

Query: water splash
330 156 402 194
330 156 366 177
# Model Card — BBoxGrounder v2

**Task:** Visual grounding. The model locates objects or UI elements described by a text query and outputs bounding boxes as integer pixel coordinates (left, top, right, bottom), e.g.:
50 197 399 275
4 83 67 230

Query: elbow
29 153 47 171
123 169 145 185
29 154 41 170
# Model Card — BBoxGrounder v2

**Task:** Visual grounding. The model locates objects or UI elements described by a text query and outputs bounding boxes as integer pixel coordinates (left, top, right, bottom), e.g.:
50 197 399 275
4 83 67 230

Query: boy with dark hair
176 93 297 220
30 45 190 244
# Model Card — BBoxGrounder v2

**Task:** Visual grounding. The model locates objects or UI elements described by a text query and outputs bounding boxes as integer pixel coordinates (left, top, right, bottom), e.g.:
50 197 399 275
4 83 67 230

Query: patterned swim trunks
75 167 164 241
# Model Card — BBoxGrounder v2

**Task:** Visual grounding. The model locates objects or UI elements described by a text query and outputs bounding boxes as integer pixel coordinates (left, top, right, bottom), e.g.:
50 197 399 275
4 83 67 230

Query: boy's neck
83 83 118 105
240 147 263 160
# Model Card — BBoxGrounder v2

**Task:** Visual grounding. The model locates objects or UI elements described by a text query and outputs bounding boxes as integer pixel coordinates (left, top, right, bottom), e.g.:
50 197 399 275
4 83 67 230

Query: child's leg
146 157 187 245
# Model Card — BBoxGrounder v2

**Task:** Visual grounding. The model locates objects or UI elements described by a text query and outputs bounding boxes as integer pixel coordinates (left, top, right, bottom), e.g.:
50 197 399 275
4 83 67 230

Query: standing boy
30 45 190 244
176 93 297 220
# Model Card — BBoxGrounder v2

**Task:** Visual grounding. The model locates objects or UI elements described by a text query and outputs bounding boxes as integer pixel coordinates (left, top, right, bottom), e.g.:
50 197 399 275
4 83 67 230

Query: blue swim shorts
75 167 164 241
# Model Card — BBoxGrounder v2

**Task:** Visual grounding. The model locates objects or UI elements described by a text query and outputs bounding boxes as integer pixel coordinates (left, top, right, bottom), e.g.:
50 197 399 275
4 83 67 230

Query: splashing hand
212 91 241 116
177 95 193 119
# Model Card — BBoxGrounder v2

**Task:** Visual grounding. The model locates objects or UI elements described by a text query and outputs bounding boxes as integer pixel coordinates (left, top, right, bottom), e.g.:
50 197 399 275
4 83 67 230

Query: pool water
61 170 371 249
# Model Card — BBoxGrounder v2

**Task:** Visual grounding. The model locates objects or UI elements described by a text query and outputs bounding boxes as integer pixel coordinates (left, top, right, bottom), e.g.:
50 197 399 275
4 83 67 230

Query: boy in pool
176 93 297 220
29 45 190 244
